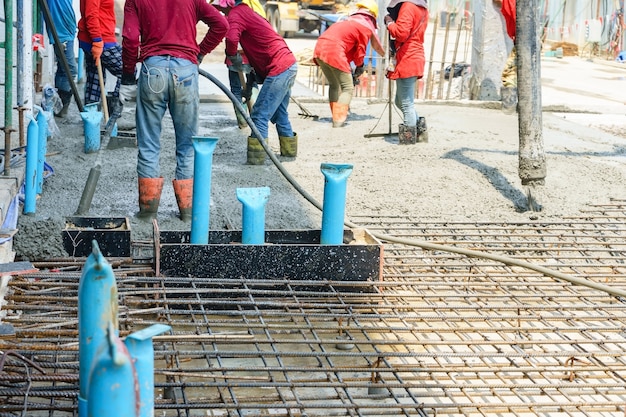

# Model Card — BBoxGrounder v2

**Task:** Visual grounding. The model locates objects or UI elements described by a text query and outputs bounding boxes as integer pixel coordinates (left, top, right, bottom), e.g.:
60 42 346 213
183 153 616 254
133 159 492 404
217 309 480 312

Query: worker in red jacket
120 0 228 221
216 0 298 165
313 0 384 128
384 0 429 143
77 0 122 115
496 0 517 113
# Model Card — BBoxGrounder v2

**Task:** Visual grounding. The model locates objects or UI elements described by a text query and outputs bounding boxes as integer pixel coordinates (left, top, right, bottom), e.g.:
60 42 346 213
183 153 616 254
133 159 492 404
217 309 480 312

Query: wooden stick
96 59 109 123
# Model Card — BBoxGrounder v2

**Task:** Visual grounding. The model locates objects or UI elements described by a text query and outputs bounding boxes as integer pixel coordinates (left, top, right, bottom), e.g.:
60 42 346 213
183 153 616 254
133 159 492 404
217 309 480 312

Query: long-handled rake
290 96 318 120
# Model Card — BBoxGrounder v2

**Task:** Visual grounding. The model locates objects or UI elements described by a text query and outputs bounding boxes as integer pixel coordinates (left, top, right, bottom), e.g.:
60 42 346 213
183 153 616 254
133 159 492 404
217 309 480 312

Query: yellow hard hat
355 0 378 19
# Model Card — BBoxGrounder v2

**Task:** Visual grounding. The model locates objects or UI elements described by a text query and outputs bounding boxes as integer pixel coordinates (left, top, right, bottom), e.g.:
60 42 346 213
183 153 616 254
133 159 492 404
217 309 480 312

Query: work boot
107 94 123 119
398 123 417 145
501 86 518 114
137 177 164 220
55 90 72 118
172 178 193 222
234 104 248 129
279 132 297 157
329 102 336 122
247 136 266 165
332 103 349 128
416 117 428 143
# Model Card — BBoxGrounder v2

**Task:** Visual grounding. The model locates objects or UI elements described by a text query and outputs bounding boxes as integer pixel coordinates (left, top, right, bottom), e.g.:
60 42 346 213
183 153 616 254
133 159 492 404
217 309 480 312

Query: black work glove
227 53 243 72
353 65 365 78
197 54 205 65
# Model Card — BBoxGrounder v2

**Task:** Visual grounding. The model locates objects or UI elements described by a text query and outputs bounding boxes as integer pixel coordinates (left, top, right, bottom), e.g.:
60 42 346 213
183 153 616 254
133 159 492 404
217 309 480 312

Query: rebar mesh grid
1 199 626 416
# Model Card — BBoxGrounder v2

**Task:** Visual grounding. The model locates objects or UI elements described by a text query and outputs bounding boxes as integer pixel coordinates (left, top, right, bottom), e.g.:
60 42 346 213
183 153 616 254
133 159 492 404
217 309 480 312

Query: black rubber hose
198 68 626 299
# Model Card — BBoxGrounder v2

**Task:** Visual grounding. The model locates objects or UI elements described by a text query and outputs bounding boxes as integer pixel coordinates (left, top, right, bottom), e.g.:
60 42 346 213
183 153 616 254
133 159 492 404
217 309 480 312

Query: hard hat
355 0 378 19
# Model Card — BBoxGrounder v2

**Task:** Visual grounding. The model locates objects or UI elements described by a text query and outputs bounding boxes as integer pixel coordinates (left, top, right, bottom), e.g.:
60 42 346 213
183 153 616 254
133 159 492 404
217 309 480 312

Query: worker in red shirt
120 0 228 221
215 0 298 165
313 0 384 128
384 0 429 143
495 0 517 113
77 0 122 115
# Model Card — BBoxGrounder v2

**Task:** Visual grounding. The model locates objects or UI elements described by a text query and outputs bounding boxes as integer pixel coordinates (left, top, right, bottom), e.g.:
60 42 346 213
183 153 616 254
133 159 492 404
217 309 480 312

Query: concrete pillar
469 0 510 100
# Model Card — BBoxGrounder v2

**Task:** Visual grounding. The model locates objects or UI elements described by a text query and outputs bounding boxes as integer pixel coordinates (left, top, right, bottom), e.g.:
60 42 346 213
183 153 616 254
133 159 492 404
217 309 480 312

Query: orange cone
137 177 164 220
172 178 193 222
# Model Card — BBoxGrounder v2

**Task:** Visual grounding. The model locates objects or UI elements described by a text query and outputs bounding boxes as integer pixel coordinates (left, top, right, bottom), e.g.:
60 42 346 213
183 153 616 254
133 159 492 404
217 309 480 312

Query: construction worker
215 0 298 165
224 0 266 129
77 0 122 117
495 0 517 113
313 0 384 128
120 0 228 221
44 0 77 118
384 0 429 143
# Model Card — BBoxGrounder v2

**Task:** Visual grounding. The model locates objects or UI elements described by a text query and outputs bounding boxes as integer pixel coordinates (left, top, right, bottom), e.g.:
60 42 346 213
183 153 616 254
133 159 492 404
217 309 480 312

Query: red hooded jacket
386 2 428 79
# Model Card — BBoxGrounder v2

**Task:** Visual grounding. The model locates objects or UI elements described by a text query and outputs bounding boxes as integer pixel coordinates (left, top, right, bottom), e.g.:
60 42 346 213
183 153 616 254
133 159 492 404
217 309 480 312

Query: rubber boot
55 90 72 118
137 177 164 220
234 104 248 129
279 132 297 157
247 136 266 165
332 103 349 128
329 102 336 123
417 117 428 143
172 178 193 222
501 86 518 115
398 123 417 145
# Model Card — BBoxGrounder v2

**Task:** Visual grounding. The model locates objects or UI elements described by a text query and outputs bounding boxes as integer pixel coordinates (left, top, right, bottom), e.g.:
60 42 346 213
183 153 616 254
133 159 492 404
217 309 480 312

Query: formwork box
159 229 383 281
62 217 131 257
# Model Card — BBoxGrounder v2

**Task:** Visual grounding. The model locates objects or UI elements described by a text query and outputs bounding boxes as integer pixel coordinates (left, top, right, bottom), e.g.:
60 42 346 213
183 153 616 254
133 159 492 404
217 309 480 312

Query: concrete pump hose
199 68 626 300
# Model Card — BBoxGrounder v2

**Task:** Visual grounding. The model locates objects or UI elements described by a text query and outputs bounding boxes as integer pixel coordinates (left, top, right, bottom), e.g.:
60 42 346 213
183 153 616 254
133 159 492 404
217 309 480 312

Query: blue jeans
136 56 199 180
54 39 77 92
394 76 418 126
251 63 297 139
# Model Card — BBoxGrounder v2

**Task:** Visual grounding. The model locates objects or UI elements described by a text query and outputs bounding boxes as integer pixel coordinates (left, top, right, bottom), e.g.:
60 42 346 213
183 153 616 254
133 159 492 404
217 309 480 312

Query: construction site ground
1 33 626 416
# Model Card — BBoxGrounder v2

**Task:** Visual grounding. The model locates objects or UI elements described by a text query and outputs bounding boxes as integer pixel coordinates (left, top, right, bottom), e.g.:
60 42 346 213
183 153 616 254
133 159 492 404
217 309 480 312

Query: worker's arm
198 4 229 56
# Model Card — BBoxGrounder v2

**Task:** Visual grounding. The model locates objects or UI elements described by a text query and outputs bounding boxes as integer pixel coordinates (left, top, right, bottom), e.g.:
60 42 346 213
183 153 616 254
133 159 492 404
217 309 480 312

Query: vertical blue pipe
78 47 85 83
79 241 119 417
236 187 270 244
320 163 353 245
87 322 139 417
35 107 47 194
81 110 103 153
124 324 171 417
23 116 38 215
190 137 218 244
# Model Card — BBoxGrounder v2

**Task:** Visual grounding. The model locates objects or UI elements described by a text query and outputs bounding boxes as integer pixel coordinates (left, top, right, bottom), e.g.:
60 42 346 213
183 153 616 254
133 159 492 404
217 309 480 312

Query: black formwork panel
159 229 383 281
62 216 131 257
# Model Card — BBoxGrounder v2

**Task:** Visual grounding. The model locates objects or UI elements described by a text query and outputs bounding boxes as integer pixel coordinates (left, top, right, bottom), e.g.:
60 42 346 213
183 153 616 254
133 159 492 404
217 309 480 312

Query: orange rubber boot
332 103 349 128
172 178 193 222
137 177 164 220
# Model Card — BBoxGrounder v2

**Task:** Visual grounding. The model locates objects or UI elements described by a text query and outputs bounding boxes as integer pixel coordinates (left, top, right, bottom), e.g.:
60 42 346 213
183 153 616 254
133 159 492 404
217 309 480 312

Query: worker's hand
353 65 365 78
227 54 244 72
119 73 137 104
384 14 394 27
91 40 104 62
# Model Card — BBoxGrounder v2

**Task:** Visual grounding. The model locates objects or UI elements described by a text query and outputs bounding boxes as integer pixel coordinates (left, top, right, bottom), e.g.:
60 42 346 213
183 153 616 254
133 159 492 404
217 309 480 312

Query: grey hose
198 69 626 299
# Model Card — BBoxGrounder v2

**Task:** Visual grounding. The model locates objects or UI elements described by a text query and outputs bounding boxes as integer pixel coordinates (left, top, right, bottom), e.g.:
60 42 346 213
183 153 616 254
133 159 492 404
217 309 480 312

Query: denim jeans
54 39 77 93
251 63 297 139
394 76 418 126
136 56 199 180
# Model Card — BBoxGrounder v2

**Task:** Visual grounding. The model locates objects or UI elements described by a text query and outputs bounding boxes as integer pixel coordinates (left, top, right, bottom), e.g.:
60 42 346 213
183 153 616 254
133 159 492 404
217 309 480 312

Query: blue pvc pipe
35 107 48 194
79 241 119 416
236 187 270 244
190 137 219 244
80 110 103 153
24 116 39 214
87 322 138 417
78 47 84 83
320 163 353 245
124 324 171 417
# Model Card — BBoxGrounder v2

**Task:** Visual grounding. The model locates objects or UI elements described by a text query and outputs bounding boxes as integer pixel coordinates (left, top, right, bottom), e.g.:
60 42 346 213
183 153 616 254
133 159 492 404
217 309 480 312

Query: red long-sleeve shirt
78 0 117 45
225 3 295 80
313 18 372 73
122 0 228 75
501 0 516 40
